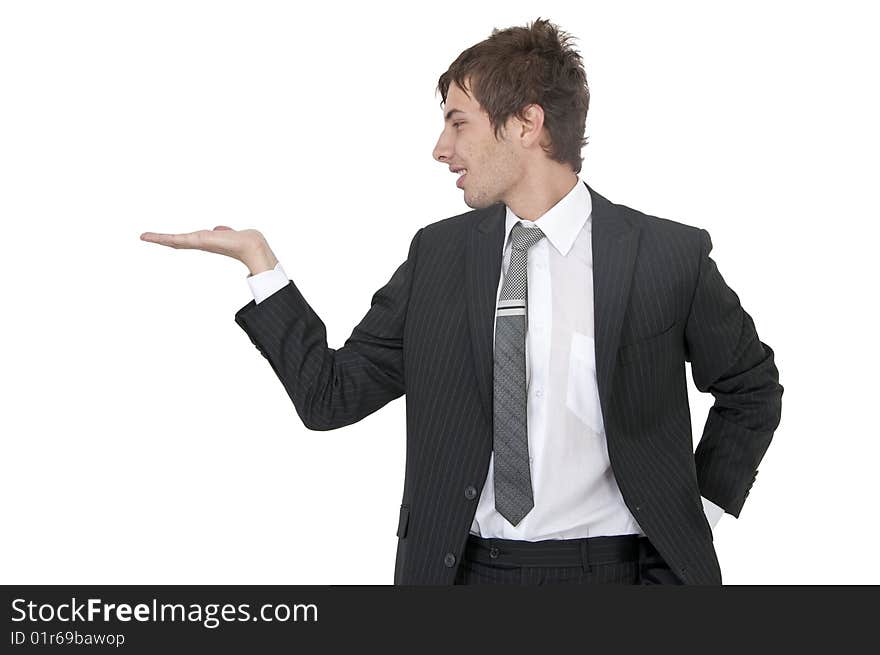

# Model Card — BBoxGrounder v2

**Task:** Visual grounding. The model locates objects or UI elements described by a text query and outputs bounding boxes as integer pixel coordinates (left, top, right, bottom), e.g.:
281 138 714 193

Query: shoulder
616 197 704 239
609 195 708 255
421 206 490 237
409 205 497 254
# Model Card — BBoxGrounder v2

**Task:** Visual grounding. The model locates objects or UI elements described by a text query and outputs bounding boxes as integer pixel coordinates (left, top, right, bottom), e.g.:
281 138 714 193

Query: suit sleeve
234 228 424 431
685 228 784 518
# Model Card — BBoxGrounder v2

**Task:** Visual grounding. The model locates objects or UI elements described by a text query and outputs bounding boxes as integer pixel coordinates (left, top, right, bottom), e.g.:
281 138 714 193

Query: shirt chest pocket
565 332 605 434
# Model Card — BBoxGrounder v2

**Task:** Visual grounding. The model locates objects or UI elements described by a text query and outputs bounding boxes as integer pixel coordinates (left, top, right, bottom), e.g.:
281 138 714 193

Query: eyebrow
445 109 466 121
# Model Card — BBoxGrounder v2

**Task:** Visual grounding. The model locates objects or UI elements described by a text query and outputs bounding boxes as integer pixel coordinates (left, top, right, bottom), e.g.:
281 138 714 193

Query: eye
453 122 463 129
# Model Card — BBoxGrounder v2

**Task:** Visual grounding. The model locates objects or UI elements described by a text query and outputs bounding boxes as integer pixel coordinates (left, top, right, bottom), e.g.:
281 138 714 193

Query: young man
141 18 783 585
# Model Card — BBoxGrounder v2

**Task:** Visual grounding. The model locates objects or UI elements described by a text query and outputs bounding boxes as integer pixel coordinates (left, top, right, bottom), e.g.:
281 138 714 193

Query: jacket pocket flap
618 320 677 365
396 504 410 538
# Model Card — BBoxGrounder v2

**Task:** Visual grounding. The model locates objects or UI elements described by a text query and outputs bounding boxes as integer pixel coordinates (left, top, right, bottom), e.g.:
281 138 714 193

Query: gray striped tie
494 222 546 526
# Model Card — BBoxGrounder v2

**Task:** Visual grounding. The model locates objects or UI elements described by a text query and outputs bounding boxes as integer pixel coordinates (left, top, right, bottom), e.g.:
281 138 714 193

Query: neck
505 170 579 221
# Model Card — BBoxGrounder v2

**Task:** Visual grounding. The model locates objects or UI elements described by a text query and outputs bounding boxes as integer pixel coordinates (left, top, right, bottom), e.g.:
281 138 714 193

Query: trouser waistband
465 533 645 571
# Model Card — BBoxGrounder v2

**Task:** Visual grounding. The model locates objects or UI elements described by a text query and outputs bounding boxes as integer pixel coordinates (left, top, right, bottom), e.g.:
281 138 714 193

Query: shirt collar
503 175 592 257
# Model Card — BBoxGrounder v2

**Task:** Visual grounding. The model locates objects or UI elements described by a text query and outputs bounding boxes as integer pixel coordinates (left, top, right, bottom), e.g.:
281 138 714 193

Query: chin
463 187 494 210
464 197 488 210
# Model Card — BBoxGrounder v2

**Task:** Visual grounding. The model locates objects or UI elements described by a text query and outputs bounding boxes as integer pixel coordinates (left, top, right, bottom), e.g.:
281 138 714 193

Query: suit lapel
465 182 640 434
588 183 640 426
465 202 505 427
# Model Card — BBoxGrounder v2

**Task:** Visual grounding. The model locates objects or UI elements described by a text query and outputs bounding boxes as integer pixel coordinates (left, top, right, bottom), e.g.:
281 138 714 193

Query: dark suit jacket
234 182 783 585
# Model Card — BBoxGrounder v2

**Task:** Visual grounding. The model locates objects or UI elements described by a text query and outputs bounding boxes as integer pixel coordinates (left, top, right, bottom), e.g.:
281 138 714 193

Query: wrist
243 243 279 277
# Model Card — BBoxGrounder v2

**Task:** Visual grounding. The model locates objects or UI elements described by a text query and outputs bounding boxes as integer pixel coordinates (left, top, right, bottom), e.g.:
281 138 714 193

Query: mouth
455 169 468 188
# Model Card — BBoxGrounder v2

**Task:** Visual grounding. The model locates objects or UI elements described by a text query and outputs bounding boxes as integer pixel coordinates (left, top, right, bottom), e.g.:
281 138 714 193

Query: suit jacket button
464 485 477 500
444 553 456 567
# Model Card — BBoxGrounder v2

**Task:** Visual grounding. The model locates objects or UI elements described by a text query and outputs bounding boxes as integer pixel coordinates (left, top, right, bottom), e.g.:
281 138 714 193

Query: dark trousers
453 532 684 585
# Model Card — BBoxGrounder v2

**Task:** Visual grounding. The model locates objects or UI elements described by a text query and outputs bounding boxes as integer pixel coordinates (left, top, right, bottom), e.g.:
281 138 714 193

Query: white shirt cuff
247 261 289 304
701 496 725 529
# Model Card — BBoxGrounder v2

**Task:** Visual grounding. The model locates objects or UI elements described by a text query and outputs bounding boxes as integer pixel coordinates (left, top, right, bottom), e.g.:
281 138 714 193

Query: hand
139 226 279 276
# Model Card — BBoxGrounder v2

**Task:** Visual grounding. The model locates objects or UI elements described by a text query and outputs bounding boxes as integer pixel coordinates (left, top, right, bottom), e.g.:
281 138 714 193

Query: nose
432 130 452 165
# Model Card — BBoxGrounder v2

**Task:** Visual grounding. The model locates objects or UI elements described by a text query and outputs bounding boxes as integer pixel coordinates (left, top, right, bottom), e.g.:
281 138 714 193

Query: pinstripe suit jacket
234 182 783 585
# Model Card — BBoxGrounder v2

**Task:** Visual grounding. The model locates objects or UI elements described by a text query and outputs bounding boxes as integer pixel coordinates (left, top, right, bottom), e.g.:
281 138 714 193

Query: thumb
213 225 234 231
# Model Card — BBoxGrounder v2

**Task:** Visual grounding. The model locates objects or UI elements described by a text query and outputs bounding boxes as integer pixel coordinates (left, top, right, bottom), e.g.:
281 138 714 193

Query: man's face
432 80 522 209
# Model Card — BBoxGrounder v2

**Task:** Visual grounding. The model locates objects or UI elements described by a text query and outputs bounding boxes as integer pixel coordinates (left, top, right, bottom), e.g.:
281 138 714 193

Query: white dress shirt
246 177 725 537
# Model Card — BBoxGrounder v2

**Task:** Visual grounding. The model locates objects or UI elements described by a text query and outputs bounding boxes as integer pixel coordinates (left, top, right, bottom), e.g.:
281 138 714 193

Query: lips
456 172 467 188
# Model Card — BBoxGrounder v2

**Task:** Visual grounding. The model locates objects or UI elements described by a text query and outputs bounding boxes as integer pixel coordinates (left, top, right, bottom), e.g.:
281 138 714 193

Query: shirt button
535 389 543 398
464 485 477 500
444 553 456 567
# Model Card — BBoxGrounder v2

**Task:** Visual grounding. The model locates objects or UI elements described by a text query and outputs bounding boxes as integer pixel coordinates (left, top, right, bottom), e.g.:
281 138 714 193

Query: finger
139 231 201 249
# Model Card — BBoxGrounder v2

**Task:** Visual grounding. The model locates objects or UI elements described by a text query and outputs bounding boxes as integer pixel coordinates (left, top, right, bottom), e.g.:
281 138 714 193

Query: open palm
140 225 278 274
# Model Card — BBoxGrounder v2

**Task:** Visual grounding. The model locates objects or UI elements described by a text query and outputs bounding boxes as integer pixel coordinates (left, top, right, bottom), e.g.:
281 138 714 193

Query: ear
518 103 546 146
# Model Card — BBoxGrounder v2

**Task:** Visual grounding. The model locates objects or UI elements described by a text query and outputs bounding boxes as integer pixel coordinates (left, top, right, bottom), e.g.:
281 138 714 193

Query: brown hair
436 17 590 174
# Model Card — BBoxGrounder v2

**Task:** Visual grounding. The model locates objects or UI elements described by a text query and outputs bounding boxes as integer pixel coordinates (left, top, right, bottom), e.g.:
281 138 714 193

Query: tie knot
510 222 546 251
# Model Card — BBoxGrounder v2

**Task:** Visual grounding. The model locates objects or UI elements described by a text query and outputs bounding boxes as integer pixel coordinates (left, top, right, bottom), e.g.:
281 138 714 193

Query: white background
1 0 877 585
